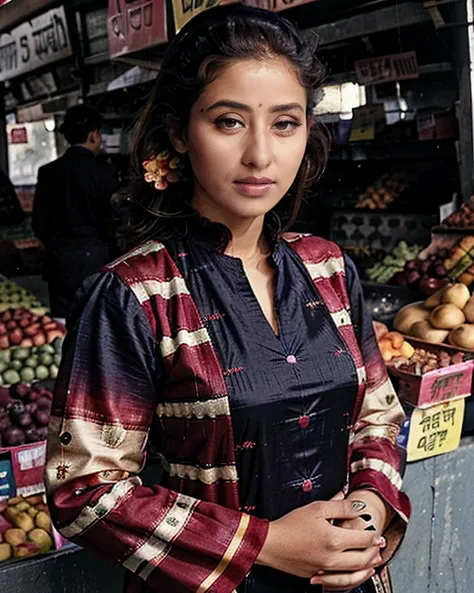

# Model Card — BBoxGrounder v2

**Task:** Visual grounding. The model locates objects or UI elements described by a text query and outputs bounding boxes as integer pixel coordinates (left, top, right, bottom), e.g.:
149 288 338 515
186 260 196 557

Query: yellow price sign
406 398 465 462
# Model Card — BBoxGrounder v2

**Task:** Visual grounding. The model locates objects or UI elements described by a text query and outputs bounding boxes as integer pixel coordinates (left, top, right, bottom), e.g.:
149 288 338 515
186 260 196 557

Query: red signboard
355 51 419 86
107 0 168 59
9 127 28 144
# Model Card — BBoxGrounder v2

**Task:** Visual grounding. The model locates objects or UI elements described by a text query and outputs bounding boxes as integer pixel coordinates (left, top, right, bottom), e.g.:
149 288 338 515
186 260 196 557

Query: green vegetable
53 354 61 367
20 367 36 383
35 365 50 380
40 344 55 355
10 360 22 371
0 349 11 363
3 369 21 385
39 353 53 366
25 356 38 368
53 338 62 354
12 348 30 361
49 364 59 380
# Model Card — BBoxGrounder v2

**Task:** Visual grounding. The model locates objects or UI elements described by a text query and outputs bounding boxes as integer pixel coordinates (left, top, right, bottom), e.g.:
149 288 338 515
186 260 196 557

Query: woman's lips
233 178 275 197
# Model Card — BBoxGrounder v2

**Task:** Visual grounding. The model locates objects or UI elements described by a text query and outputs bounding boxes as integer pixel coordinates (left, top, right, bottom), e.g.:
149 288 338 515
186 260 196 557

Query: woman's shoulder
281 232 344 262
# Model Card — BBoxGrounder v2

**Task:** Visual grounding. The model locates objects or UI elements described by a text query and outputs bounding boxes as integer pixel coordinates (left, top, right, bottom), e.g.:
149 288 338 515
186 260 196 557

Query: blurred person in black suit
32 104 119 319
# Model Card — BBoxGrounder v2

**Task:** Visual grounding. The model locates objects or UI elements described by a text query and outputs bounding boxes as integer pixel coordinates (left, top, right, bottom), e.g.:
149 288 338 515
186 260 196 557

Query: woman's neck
192 196 269 266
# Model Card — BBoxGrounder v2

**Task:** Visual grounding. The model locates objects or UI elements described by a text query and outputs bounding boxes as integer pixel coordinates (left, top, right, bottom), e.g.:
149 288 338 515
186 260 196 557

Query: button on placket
286 354 297 365
302 479 313 492
298 415 310 429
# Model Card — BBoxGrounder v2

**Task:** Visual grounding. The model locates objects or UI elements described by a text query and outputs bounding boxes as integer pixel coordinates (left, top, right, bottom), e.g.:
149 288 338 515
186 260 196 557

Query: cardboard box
387 338 474 408
0 441 46 501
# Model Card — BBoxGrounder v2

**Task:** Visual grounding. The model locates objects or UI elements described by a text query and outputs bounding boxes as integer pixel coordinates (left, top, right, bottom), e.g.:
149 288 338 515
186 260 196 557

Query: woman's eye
274 120 301 132
216 117 244 130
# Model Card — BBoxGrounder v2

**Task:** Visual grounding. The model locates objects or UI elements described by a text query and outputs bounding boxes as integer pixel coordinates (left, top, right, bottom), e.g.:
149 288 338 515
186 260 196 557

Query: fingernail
351 500 367 512
377 537 387 548
317 570 325 576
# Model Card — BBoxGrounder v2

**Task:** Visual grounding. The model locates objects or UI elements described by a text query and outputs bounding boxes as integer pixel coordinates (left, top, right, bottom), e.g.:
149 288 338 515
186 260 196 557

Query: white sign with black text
0 6 72 83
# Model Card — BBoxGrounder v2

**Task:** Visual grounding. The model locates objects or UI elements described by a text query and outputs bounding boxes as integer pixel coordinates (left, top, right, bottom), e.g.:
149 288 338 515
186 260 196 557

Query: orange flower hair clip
142 150 182 191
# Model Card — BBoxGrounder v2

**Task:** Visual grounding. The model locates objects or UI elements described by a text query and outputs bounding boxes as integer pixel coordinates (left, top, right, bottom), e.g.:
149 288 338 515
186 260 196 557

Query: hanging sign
0 6 72 83
355 51 419 86
406 398 465 462
172 0 317 33
107 0 167 59
9 127 28 144
349 104 385 142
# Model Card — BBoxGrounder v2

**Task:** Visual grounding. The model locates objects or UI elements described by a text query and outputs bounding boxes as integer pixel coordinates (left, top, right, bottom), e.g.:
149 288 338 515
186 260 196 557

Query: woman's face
176 57 308 223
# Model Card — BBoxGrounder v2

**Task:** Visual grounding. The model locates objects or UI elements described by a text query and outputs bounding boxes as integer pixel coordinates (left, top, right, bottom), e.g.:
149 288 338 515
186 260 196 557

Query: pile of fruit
355 170 411 210
0 383 52 446
0 308 65 350
0 495 54 562
390 347 466 375
0 280 44 313
0 340 61 386
393 236 474 294
440 196 474 228
366 241 423 284
373 323 415 362
394 283 474 349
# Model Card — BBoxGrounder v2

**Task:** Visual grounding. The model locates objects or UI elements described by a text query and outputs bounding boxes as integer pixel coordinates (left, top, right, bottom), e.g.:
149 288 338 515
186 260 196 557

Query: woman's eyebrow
204 101 305 113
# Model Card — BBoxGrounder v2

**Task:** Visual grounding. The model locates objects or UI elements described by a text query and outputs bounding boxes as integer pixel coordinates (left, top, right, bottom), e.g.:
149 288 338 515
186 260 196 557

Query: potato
5 507 20 523
14 512 35 533
4 528 26 547
442 283 470 309
424 286 449 310
430 304 465 329
15 501 31 512
393 303 430 334
7 497 24 506
463 296 474 323
28 528 53 552
449 324 474 350
0 543 12 562
411 320 449 344
27 507 39 518
35 511 52 534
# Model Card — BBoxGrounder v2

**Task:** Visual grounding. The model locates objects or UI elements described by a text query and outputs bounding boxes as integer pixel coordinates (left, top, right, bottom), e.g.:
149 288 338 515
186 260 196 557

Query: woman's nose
241 129 273 170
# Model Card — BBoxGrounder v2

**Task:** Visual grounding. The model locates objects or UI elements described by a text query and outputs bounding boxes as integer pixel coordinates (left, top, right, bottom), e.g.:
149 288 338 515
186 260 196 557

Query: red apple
32 332 46 346
1 311 12 322
0 323 6 335
9 328 23 345
24 323 41 337
46 329 65 342
0 335 9 349
20 338 34 348
19 317 31 328
41 316 53 326
6 320 17 331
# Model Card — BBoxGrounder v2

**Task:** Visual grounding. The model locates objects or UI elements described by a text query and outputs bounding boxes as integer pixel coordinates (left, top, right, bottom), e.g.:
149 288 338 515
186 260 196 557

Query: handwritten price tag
407 398 465 462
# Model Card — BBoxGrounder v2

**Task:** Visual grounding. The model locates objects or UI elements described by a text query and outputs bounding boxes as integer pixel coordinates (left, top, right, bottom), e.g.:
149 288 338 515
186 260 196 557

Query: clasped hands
256 489 392 592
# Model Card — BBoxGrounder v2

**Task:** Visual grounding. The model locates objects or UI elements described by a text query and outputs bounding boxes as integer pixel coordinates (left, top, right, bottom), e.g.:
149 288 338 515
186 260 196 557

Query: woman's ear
166 116 188 154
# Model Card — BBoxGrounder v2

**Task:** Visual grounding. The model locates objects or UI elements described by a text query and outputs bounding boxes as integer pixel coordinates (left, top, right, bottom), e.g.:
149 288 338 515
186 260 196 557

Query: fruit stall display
439 195 474 229
0 279 46 313
389 235 474 295
0 308 65 351
393 283 474 349
365 241 424 284
355 169 413 210
0 383 53 447
0 342 61 386
0 494 59 563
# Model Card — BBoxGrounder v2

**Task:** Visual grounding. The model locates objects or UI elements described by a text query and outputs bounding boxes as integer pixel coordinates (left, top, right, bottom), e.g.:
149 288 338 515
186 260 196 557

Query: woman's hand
256 498 385 583
336 490 395 535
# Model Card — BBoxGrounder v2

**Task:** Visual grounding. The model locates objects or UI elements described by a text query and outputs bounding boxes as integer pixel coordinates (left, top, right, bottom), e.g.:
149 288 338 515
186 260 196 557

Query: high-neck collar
183 210 283 255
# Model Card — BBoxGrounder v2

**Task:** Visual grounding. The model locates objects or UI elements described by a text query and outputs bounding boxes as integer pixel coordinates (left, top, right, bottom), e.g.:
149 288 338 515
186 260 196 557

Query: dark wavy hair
116 4 329 249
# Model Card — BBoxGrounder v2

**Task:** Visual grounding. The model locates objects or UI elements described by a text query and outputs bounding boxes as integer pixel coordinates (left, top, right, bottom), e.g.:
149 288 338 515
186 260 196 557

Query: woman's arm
45 272 268 593
343 256 411 561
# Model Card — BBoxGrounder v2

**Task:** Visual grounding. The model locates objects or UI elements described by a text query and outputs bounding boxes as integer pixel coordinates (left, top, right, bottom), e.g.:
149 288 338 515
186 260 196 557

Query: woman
45 6 410 593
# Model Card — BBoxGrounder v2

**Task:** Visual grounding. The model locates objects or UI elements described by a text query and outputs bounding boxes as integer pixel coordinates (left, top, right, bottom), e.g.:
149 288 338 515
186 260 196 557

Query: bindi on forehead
258 103 262 108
